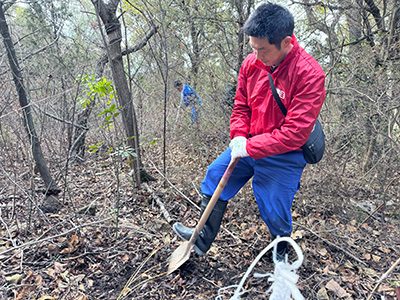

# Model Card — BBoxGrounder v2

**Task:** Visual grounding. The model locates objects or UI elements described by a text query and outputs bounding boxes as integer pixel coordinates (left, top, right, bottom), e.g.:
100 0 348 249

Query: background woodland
0 0 399 299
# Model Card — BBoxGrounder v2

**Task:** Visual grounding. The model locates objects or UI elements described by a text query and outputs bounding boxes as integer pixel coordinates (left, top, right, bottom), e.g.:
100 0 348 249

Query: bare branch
22 33 59 61
38 110 88 130
0 218 112 256
96 25 158 77
364 0 384 30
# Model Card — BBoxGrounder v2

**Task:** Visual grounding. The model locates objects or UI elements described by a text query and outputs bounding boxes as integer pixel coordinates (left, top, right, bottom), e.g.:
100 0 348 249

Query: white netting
215 236 304 300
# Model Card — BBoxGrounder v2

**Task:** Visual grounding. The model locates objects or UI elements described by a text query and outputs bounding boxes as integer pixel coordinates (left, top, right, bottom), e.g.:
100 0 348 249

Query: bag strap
269 73 287 116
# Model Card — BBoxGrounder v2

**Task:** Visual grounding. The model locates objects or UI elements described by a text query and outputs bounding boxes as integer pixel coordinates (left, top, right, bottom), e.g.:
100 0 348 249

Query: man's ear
282 36 292 48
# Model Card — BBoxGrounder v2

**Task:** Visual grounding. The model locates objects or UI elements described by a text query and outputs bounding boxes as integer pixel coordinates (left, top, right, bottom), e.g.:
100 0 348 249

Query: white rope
215 237 304 300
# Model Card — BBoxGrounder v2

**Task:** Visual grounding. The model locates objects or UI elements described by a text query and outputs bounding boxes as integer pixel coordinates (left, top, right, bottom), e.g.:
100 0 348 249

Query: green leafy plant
77 74 123 143
390 281 400 287
98 103 121 130
76 74 117 109
150 137 162 146
110 143 138 158
88 141 104 154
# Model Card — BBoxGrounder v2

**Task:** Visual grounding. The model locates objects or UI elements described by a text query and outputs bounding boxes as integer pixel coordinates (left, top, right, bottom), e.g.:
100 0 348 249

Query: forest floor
0 135 400 300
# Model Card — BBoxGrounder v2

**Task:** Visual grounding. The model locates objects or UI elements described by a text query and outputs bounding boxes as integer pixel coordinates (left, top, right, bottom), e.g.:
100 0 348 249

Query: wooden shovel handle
188 158 239 243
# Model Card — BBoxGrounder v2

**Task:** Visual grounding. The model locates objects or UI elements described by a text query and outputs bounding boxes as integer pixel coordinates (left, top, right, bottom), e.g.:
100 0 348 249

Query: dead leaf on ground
60 234 80 254
346 225 357 232
5 274 23 284
292 211 301 218
292 230 304 240
363 268 379 278
326 279 351 298
317 247 328 257
317 286 329 299
241 226 256 240
378 246 391 254
372 254 381 262
54 262 68 274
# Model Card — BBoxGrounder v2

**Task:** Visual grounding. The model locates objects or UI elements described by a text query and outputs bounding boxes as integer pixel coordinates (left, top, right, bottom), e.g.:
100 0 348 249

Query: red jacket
230 35 325 159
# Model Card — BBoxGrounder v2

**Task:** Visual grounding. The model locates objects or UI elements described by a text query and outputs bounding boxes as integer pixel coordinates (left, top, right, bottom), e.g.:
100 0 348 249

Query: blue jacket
182 85 201 107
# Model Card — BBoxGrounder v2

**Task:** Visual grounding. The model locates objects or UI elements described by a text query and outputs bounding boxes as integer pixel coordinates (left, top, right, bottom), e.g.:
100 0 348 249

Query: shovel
168 157 239 274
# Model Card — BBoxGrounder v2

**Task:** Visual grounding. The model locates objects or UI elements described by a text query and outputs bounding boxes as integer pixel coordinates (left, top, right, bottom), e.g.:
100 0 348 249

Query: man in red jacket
173 2 325 260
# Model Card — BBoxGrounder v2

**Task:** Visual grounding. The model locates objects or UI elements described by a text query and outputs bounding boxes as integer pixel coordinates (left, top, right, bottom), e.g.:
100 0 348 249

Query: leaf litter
0 139 399 299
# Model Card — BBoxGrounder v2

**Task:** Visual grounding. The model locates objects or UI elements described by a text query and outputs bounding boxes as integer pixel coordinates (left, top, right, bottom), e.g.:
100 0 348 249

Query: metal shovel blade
167 158 239 274
167 240 193 274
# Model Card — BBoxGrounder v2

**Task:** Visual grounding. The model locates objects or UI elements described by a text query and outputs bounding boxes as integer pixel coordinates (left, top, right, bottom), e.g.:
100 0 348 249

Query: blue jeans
201 148 306 236
190 106 200 123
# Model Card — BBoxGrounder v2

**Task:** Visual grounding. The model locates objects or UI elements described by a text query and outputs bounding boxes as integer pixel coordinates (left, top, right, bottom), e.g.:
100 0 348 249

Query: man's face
249 36 291 67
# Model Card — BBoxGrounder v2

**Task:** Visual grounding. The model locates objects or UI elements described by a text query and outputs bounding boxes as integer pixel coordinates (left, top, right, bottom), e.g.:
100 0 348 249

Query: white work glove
229 136 249 161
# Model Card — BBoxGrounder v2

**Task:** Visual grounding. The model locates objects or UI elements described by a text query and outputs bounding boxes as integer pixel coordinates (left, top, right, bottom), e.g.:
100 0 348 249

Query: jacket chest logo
276 88 285 100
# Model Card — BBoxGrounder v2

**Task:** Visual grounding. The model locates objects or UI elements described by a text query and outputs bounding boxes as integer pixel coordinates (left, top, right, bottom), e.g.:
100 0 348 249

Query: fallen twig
366 256 400 300
145 156 240 242
359 175 400 226
117 246 167 300
192 181 201 198
0 162 55 229
293 221 367 266
0 218 111 256
143 183 173 223
0 208 17 248
146 158 200 210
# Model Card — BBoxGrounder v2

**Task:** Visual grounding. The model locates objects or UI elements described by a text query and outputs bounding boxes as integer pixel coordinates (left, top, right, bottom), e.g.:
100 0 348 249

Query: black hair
242 2 294 49
174 80 183 88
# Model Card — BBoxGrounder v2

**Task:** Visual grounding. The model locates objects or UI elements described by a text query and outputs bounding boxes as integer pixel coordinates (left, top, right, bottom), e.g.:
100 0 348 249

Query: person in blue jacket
174 80 202 124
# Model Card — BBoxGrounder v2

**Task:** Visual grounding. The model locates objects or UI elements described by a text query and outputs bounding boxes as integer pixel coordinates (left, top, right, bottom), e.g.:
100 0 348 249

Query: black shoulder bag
268 73 325 164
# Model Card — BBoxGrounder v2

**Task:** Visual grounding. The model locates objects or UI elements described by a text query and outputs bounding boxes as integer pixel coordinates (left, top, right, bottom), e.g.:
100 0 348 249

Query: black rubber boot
173 195 227 255
272 234 290 262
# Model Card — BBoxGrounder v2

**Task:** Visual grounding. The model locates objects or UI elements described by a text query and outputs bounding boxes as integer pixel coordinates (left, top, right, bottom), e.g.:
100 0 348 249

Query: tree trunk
0 2 59 195
70 26 158 163
91 0 157 187
234 0 254 76
69 100 93 162
180 1 201 85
